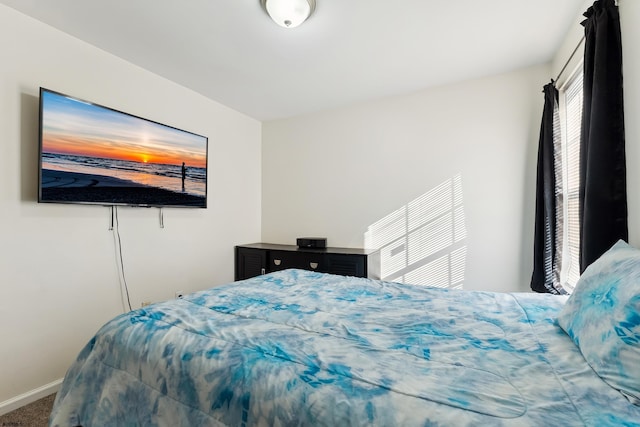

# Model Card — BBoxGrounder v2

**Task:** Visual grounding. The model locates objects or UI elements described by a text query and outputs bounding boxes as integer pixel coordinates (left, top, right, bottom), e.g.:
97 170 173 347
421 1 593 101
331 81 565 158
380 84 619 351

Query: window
557 67 583 292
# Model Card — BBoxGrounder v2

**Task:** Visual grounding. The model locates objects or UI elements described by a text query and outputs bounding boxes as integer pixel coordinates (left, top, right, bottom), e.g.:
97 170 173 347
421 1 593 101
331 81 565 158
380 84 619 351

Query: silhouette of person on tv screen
181 162 187 192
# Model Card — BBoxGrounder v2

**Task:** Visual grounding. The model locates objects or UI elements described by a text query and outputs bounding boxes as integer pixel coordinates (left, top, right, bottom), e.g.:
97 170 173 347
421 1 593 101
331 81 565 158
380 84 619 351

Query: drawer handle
274 259 281 266
309 262 318 269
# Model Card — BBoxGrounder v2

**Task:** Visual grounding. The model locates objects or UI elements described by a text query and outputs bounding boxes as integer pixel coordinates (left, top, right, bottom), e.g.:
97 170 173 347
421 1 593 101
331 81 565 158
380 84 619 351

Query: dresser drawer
269 250 325 272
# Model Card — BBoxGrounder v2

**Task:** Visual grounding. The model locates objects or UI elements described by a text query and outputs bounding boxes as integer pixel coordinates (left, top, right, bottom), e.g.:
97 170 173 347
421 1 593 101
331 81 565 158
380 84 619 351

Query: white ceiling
1 0 586 121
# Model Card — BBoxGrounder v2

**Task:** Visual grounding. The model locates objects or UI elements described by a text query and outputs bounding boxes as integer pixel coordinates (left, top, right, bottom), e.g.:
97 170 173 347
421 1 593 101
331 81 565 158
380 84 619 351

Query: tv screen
38 88 208 208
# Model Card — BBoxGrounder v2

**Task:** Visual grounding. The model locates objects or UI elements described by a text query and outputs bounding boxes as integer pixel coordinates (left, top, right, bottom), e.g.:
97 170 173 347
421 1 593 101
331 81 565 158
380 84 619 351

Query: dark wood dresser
235 243 380 281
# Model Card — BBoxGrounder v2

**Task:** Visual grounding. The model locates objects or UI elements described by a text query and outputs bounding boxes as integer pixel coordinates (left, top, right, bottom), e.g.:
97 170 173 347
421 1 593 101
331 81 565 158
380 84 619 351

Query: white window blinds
560 68 583 292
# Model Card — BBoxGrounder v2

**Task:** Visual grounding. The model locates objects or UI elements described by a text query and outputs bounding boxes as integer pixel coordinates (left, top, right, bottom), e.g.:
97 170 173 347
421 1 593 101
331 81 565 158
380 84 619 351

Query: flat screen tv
38 88 208 208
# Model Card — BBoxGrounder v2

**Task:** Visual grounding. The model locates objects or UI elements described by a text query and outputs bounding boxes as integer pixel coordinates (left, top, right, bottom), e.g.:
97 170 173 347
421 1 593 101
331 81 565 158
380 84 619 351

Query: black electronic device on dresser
235 243 380 281
296 237 327 249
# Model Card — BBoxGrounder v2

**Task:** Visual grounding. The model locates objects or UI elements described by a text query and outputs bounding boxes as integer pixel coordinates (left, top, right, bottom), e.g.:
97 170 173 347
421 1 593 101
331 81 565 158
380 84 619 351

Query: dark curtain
531 83 560 293
580 0 627 272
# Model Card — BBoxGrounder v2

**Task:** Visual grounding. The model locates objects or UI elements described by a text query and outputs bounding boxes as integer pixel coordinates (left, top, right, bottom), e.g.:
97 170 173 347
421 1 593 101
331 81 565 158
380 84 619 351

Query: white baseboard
0 378 63 416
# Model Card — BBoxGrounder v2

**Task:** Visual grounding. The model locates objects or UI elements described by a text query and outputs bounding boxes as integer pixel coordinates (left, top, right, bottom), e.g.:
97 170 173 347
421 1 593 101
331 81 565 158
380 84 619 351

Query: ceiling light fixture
260 0 316 28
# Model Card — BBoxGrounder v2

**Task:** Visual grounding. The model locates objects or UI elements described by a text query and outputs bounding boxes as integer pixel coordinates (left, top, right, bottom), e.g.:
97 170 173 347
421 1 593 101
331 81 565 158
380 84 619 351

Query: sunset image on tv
38 88 208 208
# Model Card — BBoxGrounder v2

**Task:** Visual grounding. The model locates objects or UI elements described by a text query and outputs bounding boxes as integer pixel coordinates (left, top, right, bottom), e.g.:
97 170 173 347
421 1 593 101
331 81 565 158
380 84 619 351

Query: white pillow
557 240 640 405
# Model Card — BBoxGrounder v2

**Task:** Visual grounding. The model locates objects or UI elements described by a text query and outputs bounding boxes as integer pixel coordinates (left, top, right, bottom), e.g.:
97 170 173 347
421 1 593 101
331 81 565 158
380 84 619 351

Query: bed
50 242 640 426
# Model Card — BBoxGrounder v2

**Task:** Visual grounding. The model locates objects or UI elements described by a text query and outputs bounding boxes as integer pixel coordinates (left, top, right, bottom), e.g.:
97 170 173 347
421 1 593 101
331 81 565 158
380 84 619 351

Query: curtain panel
531 83 563 294
579 0 628 272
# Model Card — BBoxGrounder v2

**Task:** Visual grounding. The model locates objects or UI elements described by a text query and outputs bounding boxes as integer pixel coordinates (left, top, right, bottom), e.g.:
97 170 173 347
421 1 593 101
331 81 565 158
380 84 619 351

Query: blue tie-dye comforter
50 269 640 426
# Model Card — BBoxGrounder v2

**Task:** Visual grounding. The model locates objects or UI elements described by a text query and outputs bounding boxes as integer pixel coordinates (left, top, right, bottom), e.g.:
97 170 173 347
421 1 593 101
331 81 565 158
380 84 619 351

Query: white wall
0 5 261 406
263 64 548 292
620 0 640 246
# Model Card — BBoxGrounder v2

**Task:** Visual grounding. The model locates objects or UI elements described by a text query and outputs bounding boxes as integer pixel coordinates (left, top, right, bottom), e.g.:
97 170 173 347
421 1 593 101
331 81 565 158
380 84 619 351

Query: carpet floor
0 393 55 427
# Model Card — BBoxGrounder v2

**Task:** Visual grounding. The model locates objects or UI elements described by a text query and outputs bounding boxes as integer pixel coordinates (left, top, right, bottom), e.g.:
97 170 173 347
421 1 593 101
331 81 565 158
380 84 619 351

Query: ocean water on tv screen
41 152 206 202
